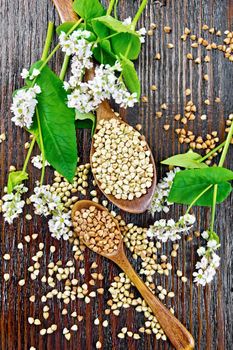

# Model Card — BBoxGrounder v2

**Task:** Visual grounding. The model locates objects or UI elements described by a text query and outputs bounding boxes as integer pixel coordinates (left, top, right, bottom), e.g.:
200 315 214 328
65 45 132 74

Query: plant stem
218 122 233 167
36 19 83 75
198 141 226 163
36 108 46 186
114 0 119 18
107 0 116 15
41 22 54 61
186 184 213 214
22 135 37 173
132 0 148 29
59 55 70 81
210 184 218 232
208 123 233 233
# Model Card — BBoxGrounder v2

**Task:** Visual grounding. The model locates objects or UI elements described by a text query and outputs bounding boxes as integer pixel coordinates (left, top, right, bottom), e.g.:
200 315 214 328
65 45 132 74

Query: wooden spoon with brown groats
71 200 195 350
53 0 157 214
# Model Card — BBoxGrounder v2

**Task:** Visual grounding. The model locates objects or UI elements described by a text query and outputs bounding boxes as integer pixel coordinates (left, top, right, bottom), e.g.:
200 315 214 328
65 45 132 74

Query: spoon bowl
90 101 157 214
71 198 124 259
72 200 194 350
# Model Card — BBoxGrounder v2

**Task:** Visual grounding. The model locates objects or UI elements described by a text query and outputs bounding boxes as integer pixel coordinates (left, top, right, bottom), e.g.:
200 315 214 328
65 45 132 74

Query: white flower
196 256 208 269
193 231 220 286
31 154 49 169
137 27 147 36
201 230 209 240
147 213 195 242
193 269 207 286
30 184 62 216
204 266 216 283
137 27 147 43
48 211 72 240
207 239 218 249
122 17 132 26
31 85 41 94
66 61 137 113
30 68 40 80
2 184 28 224
59 30 92 57
197 246 206 256
21 68 29 79
11 84 41 129
211 253 220 268
148 168 180 215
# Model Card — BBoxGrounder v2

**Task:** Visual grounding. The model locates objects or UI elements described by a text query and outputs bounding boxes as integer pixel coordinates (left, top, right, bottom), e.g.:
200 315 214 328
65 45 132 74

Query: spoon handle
52 0 78 22
114 252 194 350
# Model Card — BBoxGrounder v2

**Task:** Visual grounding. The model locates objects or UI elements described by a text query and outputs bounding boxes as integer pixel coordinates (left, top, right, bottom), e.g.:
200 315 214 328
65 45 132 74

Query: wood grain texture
0 0 232 350
72 200 194 350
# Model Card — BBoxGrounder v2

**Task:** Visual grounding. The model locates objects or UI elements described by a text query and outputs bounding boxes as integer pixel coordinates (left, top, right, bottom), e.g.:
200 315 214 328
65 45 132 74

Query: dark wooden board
0 0 233 349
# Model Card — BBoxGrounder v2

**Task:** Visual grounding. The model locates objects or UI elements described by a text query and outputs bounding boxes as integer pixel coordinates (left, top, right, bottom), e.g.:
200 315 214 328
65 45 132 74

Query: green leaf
73 0 105 20
120 54 140 98
56 21 76 35
92 16 141 60
56 22 97 42
161 150 208 169
93 39 116 65
111 33 141 60
7 171 28 193
168 167 233 206
93 15 135 34
34 63 77 182
75 111 96 135
92 20 109 39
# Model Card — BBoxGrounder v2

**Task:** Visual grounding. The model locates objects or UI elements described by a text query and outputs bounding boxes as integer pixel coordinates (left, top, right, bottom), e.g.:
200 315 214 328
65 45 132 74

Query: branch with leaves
6 0 148 198
148 122 233 285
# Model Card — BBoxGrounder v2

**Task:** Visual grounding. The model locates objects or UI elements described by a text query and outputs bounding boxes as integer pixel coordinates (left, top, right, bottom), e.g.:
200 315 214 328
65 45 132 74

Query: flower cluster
193 231 221 286
48 211 73 240
148 167 180 215
11 85 41 129
59 30 94 91
30 184 72 240
2 184 28 224
59 29 138 112
67 62 138 113
59 30 92 56
30 184 62 216
21 68 40 80
147 214 196 242
31 154 49 169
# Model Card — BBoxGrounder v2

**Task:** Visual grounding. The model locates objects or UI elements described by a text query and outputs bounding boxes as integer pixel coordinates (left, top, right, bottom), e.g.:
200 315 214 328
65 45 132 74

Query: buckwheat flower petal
137 27 147 43
31 155 50 169
122 17 132 26
30 68 40 80
2 184 28 224
21 68 30 79
197 246 206 256
201 230 209 240
207 239 218 249
211 253 220 268
196 256 208 269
